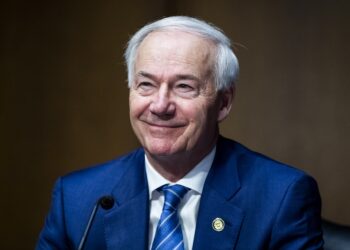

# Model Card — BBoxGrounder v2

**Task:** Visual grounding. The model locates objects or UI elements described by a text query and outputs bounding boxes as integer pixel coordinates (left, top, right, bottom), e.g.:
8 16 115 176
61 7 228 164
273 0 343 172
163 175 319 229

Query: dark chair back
323 220 350 250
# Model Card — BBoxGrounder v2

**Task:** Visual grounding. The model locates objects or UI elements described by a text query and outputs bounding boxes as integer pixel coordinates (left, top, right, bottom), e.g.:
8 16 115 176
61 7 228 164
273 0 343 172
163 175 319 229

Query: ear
217 86 235 122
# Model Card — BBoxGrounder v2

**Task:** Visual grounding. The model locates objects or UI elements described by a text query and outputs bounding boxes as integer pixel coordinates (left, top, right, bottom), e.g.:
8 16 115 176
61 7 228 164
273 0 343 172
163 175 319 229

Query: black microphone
77 196 115 250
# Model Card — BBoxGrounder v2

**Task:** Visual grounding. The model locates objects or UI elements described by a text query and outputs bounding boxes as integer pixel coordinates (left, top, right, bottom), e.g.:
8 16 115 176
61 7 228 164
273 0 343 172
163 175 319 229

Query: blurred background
1 0 349 248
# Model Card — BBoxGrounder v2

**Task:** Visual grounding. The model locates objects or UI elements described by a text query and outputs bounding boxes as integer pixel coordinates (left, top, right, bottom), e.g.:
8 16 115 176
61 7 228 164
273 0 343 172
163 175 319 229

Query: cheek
129 94 148 118
181 102 209 127
188 102 219 129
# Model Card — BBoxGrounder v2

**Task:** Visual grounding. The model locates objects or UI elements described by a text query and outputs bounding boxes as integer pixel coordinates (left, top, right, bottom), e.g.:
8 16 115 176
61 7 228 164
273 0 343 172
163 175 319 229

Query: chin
144 137 184 157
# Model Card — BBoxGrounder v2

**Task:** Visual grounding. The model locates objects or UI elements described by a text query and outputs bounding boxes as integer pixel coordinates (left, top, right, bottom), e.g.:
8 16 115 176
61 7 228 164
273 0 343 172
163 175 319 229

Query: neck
146 134 218 182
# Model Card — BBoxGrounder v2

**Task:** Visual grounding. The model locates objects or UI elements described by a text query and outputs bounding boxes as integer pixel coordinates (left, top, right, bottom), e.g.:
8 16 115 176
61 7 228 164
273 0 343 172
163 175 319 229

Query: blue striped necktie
151 184 189 250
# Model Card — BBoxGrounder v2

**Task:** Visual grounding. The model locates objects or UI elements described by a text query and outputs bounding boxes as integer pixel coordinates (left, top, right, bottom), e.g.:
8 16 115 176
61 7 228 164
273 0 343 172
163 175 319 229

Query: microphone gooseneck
77 196 115 250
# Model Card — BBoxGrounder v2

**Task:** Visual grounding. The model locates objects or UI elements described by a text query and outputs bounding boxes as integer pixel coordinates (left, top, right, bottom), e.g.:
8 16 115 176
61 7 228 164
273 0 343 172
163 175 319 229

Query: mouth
141 120 186 129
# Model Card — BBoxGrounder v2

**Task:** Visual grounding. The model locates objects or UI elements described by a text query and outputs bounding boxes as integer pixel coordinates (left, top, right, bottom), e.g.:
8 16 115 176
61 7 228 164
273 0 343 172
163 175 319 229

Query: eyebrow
136 71 201 82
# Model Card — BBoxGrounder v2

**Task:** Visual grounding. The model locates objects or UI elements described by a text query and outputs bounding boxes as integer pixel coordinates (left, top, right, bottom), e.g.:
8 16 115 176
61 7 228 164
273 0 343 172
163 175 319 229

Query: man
37 16 323 249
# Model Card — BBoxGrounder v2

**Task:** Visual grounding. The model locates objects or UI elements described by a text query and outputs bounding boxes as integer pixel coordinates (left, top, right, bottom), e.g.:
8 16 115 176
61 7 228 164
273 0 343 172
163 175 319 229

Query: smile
142 120 186 129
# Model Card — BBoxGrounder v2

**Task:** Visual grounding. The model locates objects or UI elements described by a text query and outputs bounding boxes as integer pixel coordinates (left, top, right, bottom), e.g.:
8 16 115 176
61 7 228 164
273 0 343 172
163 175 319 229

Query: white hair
124 16 239 91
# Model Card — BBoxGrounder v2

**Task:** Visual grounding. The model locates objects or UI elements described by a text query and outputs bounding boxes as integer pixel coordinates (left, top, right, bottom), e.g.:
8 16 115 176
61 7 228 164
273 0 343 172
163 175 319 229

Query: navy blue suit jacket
37 137 323 249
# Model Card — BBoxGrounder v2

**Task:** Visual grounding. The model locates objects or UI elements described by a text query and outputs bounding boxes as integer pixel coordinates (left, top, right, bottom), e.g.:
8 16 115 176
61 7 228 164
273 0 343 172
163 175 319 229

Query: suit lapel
193 137 244 250
103 149 150 250
101 137 245 249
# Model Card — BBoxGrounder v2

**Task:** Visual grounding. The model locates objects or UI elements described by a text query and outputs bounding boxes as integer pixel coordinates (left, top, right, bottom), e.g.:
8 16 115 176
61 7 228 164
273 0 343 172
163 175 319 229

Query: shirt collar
145 147 216 200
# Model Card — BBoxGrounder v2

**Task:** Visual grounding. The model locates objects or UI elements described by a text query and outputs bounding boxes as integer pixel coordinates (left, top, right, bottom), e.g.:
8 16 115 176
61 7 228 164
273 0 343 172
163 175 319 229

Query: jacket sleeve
36 178 70 250
269 174 324 249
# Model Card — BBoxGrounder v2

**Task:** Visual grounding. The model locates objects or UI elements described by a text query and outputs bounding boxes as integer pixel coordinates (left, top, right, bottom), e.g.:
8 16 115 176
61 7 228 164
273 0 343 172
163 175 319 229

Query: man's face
129 30 232 159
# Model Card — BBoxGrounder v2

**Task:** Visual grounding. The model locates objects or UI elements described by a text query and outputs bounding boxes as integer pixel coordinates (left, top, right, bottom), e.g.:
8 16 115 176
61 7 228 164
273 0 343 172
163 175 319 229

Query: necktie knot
161 184 189 211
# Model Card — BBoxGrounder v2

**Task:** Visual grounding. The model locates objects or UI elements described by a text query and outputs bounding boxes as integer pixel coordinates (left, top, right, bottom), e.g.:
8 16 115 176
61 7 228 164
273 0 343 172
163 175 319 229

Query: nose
149 85 175 118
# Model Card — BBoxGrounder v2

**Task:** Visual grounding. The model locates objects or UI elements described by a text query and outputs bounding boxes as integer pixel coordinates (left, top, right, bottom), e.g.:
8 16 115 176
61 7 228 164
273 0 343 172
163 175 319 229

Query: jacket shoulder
60 148 144 196
219 136 312 182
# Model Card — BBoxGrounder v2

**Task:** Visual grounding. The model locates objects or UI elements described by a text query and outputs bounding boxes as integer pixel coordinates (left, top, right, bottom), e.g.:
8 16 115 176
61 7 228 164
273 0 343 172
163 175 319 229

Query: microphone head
99 196 115 210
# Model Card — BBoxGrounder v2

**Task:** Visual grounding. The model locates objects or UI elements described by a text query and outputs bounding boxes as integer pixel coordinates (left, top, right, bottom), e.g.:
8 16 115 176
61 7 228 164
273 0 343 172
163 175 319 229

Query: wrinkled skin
129 30 234 181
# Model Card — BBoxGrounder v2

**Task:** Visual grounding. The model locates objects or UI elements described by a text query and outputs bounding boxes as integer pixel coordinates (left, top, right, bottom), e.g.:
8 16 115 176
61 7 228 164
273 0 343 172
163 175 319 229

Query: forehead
135 30 215 77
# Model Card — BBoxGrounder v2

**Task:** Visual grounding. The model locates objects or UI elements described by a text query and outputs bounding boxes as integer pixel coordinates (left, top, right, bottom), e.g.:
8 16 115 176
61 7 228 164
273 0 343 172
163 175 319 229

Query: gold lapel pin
212 217 225 232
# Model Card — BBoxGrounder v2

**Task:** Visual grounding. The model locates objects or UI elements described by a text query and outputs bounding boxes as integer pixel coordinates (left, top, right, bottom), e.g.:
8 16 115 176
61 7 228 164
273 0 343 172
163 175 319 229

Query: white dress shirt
145 147 216 250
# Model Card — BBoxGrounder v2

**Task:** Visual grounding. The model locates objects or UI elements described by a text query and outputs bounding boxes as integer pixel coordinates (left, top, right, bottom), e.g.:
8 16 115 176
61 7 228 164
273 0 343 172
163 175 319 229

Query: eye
138 81 153 88
136 81 157 91
134 81 156 96
174 82 199 98
175 83 194 92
